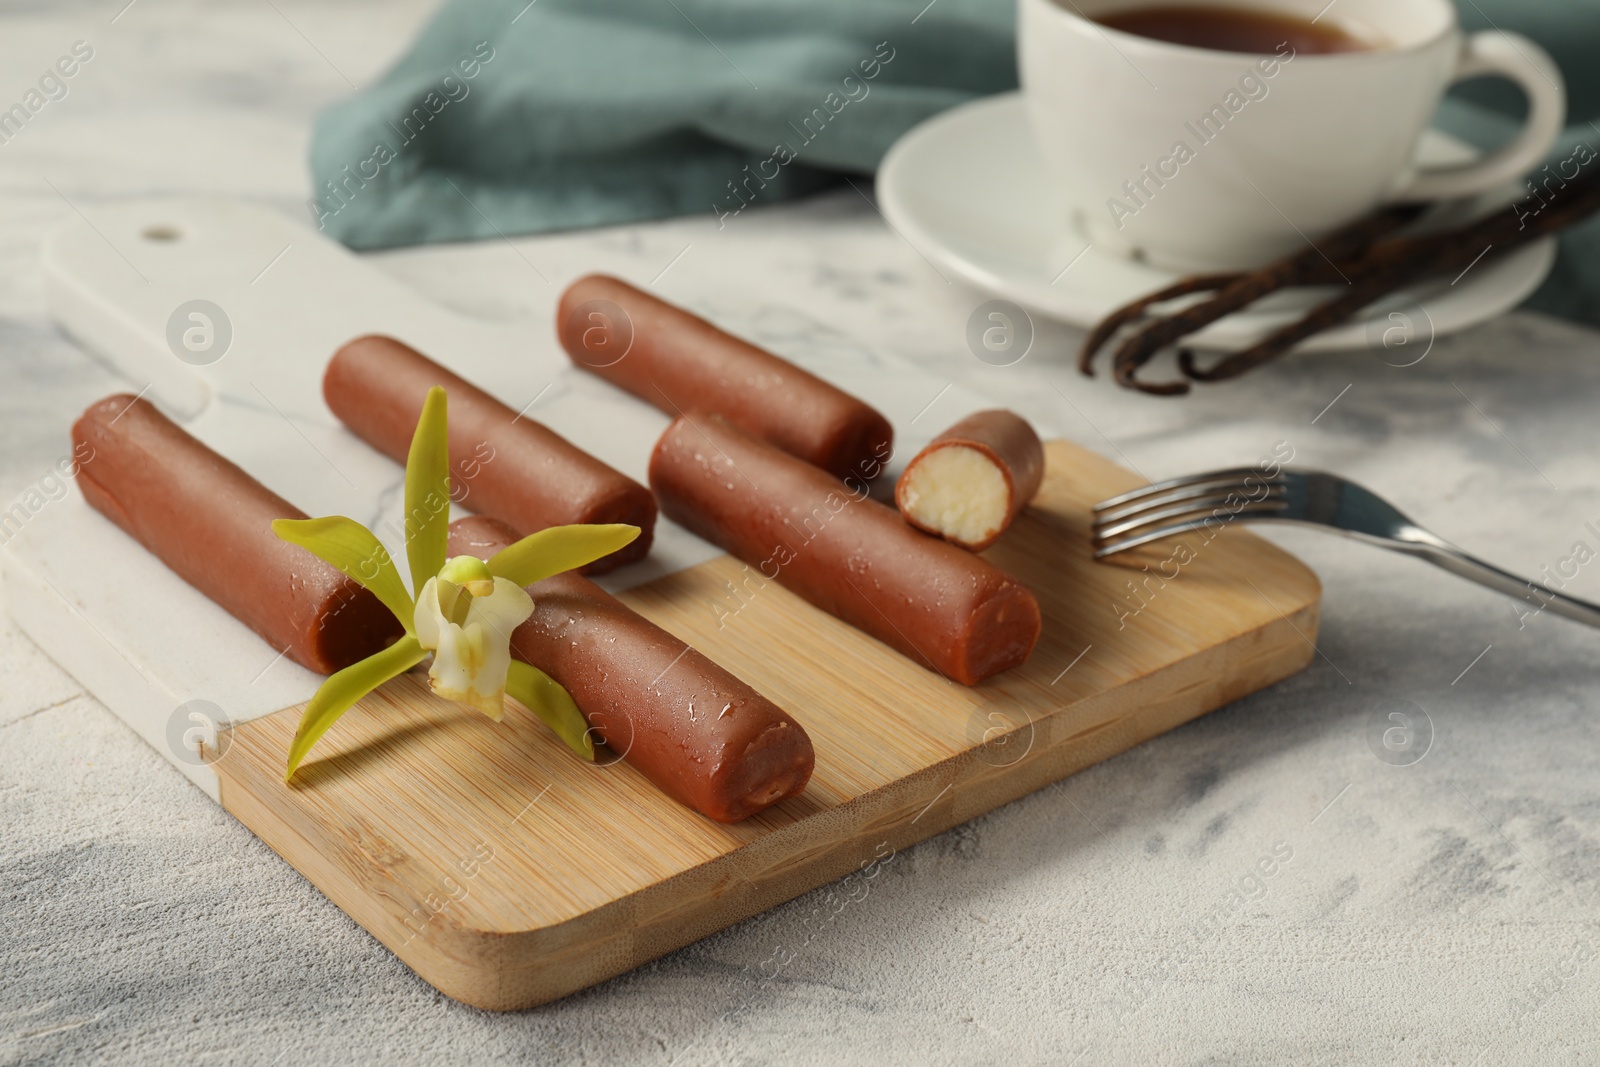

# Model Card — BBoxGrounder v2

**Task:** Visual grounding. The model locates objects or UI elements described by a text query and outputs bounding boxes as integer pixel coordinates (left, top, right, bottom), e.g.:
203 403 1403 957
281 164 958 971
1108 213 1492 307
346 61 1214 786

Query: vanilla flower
271 386 639 781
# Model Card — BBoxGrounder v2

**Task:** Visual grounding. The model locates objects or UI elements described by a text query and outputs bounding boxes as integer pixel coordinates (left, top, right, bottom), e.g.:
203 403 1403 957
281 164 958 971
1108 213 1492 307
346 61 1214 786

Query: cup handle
1395 30 1566 202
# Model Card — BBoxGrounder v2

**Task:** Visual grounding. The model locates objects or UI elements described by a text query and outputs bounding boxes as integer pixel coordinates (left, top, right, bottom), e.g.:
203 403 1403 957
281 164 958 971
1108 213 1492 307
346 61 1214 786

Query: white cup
1018 0 1567 271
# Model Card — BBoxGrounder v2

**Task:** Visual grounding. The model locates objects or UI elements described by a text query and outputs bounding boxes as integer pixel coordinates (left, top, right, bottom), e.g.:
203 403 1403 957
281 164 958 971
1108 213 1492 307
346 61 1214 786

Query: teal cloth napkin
309 0 1600 322
308 0 1015 247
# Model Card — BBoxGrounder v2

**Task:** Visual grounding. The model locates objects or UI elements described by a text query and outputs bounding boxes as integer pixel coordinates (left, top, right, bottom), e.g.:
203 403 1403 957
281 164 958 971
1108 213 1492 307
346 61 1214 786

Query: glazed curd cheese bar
896 409 1045 552
325 335 656 574
72 394 403 675
557 274 894 482
649 414 1041 686
449 516 815 823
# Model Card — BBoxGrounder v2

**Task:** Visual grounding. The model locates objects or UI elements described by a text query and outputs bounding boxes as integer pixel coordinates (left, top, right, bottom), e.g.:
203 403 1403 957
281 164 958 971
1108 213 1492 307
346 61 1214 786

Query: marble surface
2 2 1599 1064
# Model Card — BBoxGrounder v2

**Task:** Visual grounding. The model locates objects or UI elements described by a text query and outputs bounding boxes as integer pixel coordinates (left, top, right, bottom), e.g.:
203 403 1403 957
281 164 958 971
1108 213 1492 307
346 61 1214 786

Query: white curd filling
899 445 1008 546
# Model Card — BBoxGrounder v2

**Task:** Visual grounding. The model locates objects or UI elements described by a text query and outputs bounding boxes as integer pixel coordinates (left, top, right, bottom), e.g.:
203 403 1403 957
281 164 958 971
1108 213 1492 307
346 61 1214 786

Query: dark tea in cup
1094 4 1375 54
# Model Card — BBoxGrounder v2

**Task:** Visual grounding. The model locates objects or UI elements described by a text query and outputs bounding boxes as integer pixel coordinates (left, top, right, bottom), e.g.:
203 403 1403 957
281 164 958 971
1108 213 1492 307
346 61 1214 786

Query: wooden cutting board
5 198 1320 1010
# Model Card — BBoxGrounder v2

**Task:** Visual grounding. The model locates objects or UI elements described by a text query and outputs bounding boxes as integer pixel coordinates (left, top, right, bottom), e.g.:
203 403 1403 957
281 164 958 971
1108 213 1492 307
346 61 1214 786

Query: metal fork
1092 467 1600 628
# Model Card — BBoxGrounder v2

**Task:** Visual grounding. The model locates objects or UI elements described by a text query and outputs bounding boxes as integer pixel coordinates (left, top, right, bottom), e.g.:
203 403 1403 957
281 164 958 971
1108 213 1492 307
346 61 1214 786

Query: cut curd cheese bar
896 410 1044 552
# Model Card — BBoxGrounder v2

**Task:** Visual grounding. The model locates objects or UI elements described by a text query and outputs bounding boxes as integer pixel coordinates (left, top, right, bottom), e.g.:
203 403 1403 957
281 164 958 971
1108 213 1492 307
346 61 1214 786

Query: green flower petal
487 524 641 588
405 386 451 596
505 660 595 761
272 516 415 629
285 635 427 782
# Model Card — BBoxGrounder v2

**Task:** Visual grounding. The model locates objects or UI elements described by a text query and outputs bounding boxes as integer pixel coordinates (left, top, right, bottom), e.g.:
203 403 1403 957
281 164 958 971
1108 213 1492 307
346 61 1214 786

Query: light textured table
3 3 1599 1064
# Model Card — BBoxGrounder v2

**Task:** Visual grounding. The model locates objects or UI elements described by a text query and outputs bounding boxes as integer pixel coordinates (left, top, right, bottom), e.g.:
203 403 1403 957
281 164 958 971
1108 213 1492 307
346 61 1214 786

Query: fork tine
1095 479 1285 526
1093 497 1289 550
1093 467 1268 512
1093 518 1222 557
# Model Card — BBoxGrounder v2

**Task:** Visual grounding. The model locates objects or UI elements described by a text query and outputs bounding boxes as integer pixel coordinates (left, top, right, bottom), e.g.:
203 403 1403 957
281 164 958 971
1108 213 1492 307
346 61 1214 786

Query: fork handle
1400 529 1600 629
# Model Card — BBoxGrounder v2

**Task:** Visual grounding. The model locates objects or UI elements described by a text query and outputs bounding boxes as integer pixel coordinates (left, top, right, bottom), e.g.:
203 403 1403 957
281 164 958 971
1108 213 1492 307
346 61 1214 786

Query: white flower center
413 561 534 719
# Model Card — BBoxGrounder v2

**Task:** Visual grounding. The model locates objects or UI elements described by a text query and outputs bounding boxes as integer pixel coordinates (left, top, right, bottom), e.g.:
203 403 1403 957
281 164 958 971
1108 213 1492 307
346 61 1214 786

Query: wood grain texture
211 440 1320 1010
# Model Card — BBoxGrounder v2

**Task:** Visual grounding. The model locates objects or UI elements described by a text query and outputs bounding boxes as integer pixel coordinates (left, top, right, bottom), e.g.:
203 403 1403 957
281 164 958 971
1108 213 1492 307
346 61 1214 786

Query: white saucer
877 92 1556 352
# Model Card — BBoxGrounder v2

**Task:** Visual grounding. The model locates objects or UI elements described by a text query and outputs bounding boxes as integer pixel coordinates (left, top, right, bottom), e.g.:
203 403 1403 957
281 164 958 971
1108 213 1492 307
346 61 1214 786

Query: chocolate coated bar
325 335 655 574
896 409 1045 551
72 394 403 674
557 274 894 482
448 516 814 822
649 415 1041 685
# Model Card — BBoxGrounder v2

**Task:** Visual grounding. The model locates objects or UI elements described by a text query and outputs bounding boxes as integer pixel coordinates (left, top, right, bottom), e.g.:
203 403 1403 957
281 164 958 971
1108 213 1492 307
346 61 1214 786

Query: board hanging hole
142 225 181 242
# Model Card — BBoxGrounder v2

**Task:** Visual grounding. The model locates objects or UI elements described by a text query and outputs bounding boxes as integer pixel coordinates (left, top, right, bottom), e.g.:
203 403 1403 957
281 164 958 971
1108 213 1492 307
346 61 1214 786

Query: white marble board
1 196 1003 799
